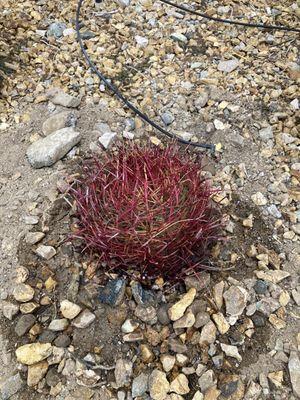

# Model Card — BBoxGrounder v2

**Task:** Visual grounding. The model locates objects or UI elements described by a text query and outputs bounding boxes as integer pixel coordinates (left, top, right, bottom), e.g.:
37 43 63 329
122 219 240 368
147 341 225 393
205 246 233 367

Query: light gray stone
35 245 56 260
47 87 81 107
26 127 81 168
42 111 76 135
0 373 23 400
288 351 300 397
218 59 239 73
115 358 133 388
132 372 149 397
72 309 95 328
98 132 117 149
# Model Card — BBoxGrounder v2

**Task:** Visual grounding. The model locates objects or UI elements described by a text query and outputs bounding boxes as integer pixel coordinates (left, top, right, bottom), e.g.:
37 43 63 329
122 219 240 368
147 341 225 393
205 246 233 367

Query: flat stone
25 232 45 245
223 286 248 317
161 111 174 126
16 343 52 365
199 321 217 346
212 312 230 334
289 351 300 397
13 284 35 302
132 372 149 397
47 87 81 107
99 278 126 306
173 311 195 329
98 132 117 149
149 369 170 400
27 360 48 386
161 354 176 372
168 288 196 321
15 314 36 336
115 358 133 388
123 332 144 342
256 298 280 316
60 300 81 319
2 301 19 320
170 374 190 395
259 126 273 141
48 318 69 331
72 309 95 328
26 127 81 168
42 111 76 135
220 343 242 362
218 59 239 73
35 245 56 260
170 32 188 43
0 373 23 400
255 270 290 284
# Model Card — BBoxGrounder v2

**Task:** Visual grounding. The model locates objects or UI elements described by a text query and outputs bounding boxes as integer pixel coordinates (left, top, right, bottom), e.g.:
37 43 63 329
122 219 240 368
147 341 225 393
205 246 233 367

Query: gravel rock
38 330 57 343
13 284 35 303
47 22 66 38
47 87 81 107
27 360 48 386
16 343 52 365
53 334 71 348
199 321 217 346
132 373 149 397
220 343 242 362
253 280 268 294
251 313 266 327
0 373 23 400
135 305 157 324
15 314 36 336
223 286 248 317
99 278 126 306
170 32 188 43
168 288 196 321
211 312 230 334
218 59 239 73
149 369 170 400
121 319 139 333
255 270 290 284
25 232 45 244
194 311 211 328
192 392 204 400
2 301 19 320
161 354 176 372
194 92 209 110
115 358 133 388
259 126 273 141
173 311 195 329
27 127 81 168
184 273 210 292
60 300 81 319
98 131 117 149
45 368 61 387
72 309 96 328
135 35 148 47
256 298 280 316
168 338 188 353
161 111 174 126
251 192 267 206
48 318 69 331
42 111 76 135
131 282 155 305
157 304 171 325
35 245 56 260
170 374 190 395
288 351 300 397
198 370 216 393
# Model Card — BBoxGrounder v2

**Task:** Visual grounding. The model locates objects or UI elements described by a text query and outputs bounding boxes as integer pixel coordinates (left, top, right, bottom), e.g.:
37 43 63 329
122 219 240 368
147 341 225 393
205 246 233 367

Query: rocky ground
0 0 299 399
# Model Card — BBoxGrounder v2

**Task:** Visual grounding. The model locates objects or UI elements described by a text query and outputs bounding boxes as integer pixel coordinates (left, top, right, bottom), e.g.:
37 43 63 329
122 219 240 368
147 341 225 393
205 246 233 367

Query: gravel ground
0 0 299 399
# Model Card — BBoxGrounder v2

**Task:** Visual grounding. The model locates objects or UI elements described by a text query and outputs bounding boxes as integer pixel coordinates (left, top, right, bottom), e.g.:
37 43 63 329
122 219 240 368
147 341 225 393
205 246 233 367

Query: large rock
26 127 81 168
42 111 76 135
168 288 196 321
16 343 52 365
289 351 300 397
27 361 48 386
149 369 170 400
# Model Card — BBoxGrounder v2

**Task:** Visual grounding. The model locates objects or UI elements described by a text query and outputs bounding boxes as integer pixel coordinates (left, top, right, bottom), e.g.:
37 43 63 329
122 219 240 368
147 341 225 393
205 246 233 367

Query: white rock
98 132 117 149
213 119 225 130
170 32 188 43
35 245 56 260
255 270 290 284
2 301 19 320
121 319 139 333
251 192 267 206
220 343 242 362
290 99 299 110
26 127 81 168
123 131 135 139
135 35 148 47
72 309 95 328
60 300 81 319
192 391 204 400
161 354 175 372
48 319 69 331
218 59 239 73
